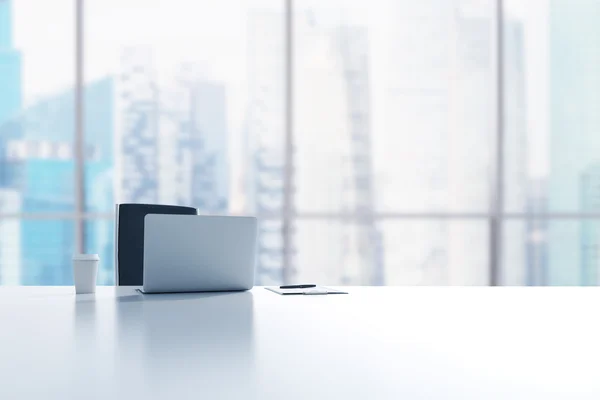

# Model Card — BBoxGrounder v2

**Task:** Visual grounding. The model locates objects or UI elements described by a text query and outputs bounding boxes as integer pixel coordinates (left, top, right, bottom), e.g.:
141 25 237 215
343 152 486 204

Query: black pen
280 284 316 289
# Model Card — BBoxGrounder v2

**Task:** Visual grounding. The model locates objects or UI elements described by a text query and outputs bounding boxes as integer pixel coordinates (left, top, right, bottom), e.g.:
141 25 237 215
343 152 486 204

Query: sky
13 0 255 100
11 0 370 101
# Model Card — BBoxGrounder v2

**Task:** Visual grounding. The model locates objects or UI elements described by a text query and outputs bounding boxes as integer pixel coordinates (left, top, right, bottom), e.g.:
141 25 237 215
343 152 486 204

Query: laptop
141 214 257 294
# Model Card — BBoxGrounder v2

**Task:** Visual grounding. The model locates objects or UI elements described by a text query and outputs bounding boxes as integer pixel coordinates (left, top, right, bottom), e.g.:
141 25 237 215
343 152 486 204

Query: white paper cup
72 254 99 294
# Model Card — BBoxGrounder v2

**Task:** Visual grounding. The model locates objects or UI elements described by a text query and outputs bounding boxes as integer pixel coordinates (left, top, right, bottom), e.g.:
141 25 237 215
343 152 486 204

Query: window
502 0 600 285
0 0 599 286
0 0 76 284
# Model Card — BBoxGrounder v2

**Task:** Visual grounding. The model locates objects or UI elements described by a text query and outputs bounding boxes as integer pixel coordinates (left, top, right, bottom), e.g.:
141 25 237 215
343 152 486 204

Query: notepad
265 286 348 295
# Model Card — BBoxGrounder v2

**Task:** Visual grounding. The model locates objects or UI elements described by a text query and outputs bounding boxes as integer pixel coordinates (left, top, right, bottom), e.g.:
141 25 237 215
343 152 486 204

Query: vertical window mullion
490 0 505 286
282 0 295 284
75 0 85 254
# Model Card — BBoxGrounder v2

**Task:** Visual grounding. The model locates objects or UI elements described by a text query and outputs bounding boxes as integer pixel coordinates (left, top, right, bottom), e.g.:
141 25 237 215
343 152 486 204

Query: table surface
1 287 599 399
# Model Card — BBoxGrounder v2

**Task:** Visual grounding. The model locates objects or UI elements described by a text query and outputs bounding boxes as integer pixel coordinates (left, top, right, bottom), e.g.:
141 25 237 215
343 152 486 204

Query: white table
1 287 599 399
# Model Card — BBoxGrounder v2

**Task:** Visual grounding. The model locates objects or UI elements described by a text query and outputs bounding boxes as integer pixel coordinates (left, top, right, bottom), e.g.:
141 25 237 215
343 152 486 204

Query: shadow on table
114 289 236 303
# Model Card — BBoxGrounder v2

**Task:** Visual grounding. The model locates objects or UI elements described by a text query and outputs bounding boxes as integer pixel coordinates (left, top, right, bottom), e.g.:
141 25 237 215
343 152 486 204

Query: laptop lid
143 214 257 293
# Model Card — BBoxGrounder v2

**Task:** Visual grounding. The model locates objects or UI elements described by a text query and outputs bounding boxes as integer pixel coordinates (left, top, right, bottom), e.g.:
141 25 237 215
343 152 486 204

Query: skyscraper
382 0 492 285
336 25 383 285
118 47 159 204
548 0 600 285
85 77 115 213
0 0 9 46
171 74 229 213
0 188 20 284
116 50 230 210
0 10 83 271
0 78 114 285
83 78 115 285
247 8 384 285
580 164 600 285
0 0 22 188
246 11 287 285
189 82 229 212
0 0 23 284
292 11 354 285
503 19 529 285
445 3 494 285
0 0 21 126
526 179 548 286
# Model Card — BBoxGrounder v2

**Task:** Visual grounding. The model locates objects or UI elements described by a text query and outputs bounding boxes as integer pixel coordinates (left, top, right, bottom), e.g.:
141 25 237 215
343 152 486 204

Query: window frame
3 0 599 286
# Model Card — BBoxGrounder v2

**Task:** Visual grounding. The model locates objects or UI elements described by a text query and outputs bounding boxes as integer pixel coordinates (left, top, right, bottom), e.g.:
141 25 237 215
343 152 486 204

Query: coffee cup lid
72 254 100 261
